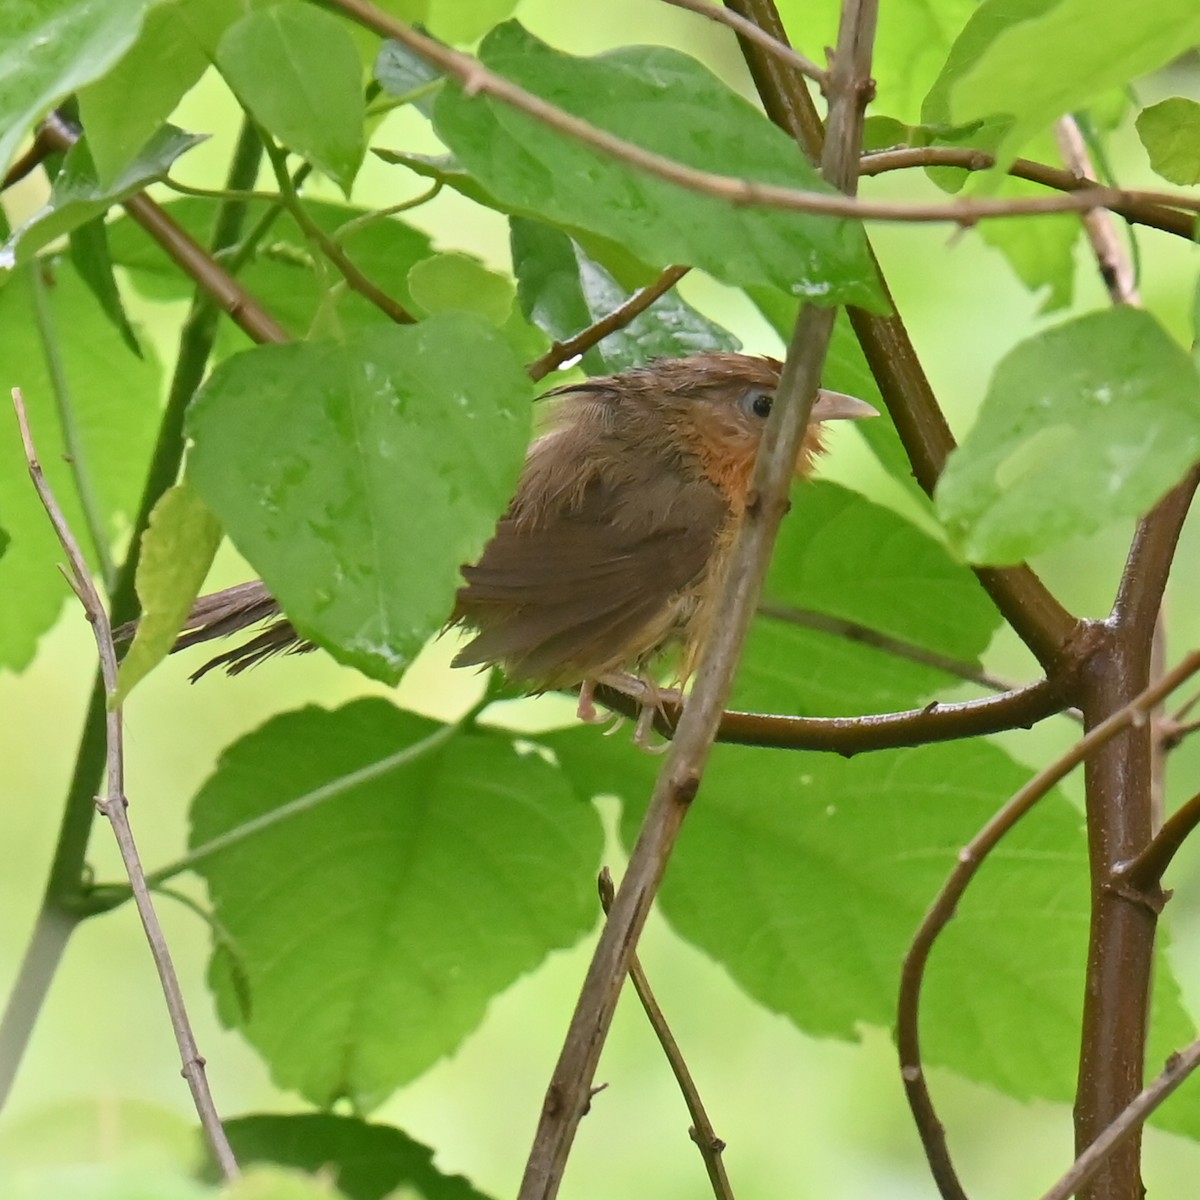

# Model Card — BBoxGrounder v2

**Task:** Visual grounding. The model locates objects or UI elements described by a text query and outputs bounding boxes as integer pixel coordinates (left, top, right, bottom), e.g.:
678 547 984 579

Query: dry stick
10 388 239 1181
1054 117 1142 307
660 0 826 84
322 0 1200 228
896 649 1200 1200
512 2 880 1195
1039 1036 1200 1200
858 146 1196 242
597 869 734 1200
527 265 691 382
0 119 267 1117
39 116 289 346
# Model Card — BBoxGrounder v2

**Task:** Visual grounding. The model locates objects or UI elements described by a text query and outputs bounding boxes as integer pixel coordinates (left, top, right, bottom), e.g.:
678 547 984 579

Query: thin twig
660 0 826 85
0 121 268 1115
2 126 54 189
38 115 290 346
858 146 1195 242
326 0 1200 228
1114 788 1200 894
516 4 880 1197
527 265 691 382
10 388 239 1180
259 132 415 324
331 181 443 241
758 603 1017 693
1039 1037 1200 1200
598 869 734 1200
1054 117 1141 306
896 648 1200 1200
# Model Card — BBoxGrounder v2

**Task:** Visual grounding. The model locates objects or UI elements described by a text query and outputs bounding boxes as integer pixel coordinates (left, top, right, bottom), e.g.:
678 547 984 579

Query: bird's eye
740 389 774 419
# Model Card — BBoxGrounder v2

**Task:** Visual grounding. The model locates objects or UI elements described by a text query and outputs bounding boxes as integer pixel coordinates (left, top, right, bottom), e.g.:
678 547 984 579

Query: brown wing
452 466 728 687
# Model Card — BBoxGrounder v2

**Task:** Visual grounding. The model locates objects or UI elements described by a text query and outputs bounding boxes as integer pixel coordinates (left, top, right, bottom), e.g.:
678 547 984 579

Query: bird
163 352 875 744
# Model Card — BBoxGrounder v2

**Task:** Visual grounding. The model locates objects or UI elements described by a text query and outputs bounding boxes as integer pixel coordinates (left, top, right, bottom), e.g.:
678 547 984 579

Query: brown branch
323 0 1200 228
39 115 289 346
10 388 239 1181
514 5 879 1197
723 0 1079 674
859 146 1196 242
896 647 1200 1200
660 0 826 85
259 131 415 325
1070 468 1200 1199
598 869 734 1200
597 675 1072 753
2 126 54 189
527 265 691 382
1039 1037 1200 1200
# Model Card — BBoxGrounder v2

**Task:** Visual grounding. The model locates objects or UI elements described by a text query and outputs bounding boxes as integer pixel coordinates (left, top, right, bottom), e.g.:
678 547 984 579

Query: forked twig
896 649 1200 1200
527 265 691 382
598 869 734 1200
9 387 239 1181
660 0 826 85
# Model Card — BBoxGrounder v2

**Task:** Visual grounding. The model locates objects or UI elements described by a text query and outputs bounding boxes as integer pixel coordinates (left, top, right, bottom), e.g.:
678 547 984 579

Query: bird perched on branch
164 352 875 744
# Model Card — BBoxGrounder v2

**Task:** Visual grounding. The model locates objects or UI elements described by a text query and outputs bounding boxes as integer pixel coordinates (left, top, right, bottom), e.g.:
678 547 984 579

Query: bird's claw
589 674 681 753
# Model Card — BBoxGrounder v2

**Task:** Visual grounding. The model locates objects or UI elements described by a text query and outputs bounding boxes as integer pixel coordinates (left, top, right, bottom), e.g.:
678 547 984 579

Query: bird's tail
114 580 312 679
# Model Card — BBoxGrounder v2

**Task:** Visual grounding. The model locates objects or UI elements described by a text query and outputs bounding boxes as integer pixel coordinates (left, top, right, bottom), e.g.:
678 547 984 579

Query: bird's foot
595 674 682 753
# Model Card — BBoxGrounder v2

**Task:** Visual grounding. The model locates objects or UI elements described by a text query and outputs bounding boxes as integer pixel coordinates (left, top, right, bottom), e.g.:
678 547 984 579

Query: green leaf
374 39 443 117
433 22 883 309
217 2 365 195
2 126 206 267
375 149 656 290
190 703 603 1108
547 729 1200 1119
1137 97 1200 187
77 0 240 185
407 252 515 327
0 0 164 177
114 483 222 705
214 1114 495 1200
0 262 161 670
736 480 999 713
510 217 740 374
186 316 532 684
936 308 1200 565
926 0 1200 173
976 130 1080 312
68 217 143 357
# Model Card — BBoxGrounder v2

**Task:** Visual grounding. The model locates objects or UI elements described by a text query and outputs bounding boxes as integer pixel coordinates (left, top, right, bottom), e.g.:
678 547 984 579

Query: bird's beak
811 389 878 422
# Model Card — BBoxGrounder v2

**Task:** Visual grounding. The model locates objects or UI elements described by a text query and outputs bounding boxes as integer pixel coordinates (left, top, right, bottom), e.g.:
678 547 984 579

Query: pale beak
811 389 878 421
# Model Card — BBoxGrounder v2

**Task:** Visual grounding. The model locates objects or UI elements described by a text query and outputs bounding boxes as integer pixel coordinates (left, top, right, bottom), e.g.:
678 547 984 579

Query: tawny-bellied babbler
151 352 875 743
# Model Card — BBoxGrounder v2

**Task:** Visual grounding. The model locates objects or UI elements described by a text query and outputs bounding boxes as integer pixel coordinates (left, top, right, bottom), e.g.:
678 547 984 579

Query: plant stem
0 119 265 1114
